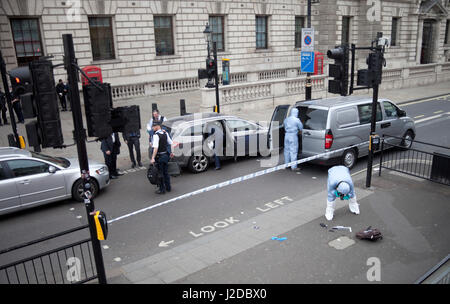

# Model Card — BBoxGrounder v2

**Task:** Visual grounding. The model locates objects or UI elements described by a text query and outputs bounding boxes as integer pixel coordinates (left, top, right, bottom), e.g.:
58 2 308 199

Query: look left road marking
189 217 240 238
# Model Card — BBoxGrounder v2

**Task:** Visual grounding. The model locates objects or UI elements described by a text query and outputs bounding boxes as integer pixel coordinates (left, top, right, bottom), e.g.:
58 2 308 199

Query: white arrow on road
158 240 175 247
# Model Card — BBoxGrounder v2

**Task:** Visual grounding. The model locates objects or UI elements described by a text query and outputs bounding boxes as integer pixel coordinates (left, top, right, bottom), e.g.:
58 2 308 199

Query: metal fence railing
0 225 99 284
415 255 450 284
379 136 450 186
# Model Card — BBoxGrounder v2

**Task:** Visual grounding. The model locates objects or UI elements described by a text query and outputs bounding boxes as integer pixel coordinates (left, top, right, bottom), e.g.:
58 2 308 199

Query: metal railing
415 255 450 284
379 136 450 185
0 224 99 284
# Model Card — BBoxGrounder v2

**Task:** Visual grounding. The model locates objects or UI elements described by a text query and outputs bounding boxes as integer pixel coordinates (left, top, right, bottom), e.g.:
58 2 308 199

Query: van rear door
268 105 290 151
298 105 329 157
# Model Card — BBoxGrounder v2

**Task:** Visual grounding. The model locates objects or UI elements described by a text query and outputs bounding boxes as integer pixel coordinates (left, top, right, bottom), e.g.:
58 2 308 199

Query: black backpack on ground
147 164 159 185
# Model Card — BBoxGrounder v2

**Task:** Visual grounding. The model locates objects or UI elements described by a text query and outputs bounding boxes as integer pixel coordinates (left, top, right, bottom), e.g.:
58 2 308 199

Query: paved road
0 94 449 281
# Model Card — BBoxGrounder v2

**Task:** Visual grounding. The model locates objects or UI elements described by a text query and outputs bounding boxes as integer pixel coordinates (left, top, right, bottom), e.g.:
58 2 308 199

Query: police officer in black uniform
150 121 173 194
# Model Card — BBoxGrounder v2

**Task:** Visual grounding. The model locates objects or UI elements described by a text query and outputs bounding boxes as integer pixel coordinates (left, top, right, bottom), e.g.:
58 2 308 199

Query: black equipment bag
147 164 159 185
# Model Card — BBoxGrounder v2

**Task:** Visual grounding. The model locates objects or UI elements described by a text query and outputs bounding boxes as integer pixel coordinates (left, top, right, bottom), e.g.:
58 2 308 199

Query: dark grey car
164 113 270 173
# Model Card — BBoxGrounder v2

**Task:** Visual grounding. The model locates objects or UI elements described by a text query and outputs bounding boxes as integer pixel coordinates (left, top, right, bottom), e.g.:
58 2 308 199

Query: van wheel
72 179 99 202
188 154 209 173
342 149 357 169
400 130 414 150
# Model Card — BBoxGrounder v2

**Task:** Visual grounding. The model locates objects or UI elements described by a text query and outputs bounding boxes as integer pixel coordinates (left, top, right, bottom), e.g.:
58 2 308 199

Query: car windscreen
298 106 328 130
31 152 71 168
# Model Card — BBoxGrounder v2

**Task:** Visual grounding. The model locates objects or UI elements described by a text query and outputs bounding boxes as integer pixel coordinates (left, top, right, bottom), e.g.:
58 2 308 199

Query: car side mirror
397 109 406 117
49 166 57 174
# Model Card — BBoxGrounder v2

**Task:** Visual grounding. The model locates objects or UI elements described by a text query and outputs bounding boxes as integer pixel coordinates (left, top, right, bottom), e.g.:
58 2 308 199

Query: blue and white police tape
109 142 368 224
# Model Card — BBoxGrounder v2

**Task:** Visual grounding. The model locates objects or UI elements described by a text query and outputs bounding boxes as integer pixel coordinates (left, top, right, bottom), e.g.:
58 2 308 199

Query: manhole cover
328 236 355 250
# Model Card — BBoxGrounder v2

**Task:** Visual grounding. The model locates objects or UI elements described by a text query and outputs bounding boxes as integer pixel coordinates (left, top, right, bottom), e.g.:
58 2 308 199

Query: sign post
302 26 314 100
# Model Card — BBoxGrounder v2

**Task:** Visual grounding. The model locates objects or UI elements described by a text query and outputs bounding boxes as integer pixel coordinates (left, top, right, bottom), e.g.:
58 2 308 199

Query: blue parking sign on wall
301 51 315 73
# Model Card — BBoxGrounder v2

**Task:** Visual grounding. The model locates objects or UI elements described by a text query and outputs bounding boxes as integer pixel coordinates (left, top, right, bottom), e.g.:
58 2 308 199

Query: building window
209 16 225 52
295 16 305 48
10 18 44 66
154 16 174 56
445 20 450 45
342 16 351 45
88 17 115 61
256 16 268 49
391 17 400 46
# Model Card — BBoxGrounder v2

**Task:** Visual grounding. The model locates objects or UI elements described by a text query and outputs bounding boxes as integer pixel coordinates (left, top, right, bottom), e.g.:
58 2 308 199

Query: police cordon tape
108 141 369 224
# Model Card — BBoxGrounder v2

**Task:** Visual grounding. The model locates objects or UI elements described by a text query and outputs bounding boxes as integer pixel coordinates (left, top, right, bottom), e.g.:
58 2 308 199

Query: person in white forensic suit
325 165 360 221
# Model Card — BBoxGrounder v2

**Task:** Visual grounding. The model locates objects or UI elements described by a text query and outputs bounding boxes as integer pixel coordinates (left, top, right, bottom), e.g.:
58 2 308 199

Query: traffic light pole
62 34 107 284
305 0 312 101
0 50 20 148
365 41 384 188
366 81 379 188
213 41 220 113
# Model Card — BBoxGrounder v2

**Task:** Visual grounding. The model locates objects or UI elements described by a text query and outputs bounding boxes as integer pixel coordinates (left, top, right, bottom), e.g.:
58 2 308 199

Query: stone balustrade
110 62 450 104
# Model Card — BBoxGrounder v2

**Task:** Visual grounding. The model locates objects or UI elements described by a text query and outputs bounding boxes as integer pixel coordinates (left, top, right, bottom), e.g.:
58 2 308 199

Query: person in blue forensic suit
283 107 303 171
325 165 360 221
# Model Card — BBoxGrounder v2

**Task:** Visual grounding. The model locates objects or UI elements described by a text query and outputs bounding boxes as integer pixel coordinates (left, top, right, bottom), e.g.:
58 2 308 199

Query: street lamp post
203 23 220 113
203 23 214 89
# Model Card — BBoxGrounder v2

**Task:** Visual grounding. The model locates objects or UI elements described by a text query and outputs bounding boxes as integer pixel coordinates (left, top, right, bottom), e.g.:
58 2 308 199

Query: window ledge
91 58 121 65
254 47 273 53
154 54 182 60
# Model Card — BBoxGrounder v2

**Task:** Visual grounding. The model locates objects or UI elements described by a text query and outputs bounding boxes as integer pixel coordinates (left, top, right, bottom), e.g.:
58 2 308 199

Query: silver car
269 95 416 169
163 113 270 173
0 147 110 216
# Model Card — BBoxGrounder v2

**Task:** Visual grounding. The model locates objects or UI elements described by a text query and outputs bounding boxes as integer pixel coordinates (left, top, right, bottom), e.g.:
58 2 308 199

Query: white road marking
401 94 450 106
415 114 444 123
158 240 174 247
433 110 443 114
113 257 122 262
414 115 424 119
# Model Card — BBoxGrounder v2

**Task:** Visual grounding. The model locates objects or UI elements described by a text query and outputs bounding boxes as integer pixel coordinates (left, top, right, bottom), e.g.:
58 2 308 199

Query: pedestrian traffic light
327 45 349 96
83 82 112 138
29 59 64 148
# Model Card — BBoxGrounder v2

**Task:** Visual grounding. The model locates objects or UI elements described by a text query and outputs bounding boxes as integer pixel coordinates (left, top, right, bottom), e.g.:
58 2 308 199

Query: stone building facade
0 0 449 100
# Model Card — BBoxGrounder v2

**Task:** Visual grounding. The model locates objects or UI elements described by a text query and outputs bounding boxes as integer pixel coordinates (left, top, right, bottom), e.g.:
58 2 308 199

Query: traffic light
9 66 33 96
29 59 64 148
357 52 384 87
206 58 216 79
327 45 349 96
83 82 113 138
367 52 383 86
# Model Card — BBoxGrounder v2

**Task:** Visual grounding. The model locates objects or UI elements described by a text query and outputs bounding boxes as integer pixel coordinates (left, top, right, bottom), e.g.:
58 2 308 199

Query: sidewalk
0 81 449 170
106 170 450 284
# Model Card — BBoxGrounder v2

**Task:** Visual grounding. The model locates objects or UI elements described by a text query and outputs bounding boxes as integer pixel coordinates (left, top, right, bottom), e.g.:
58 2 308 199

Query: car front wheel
72 179 99 202
188 154 209 173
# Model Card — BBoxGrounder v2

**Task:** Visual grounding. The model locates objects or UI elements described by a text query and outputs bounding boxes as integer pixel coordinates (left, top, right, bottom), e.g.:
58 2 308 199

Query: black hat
152 120 162 127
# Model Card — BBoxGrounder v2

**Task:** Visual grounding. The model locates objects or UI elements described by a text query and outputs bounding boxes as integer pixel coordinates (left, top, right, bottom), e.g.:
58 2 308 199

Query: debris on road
356 226 383 241
331 226 352 232
271 237 287 242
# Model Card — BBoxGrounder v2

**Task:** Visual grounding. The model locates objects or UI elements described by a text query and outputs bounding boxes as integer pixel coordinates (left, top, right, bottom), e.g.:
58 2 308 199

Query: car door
5 159 67 208
298 105 329 158
268 105 290 151
381 100 403 145
0 161 21 215
225 119 259 157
